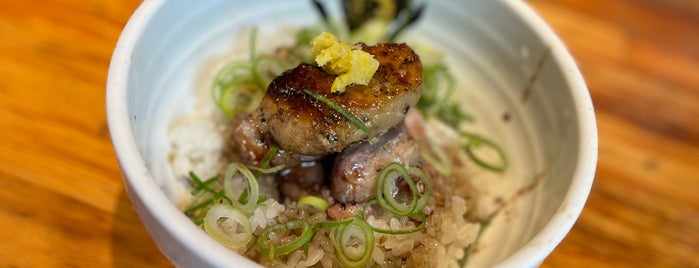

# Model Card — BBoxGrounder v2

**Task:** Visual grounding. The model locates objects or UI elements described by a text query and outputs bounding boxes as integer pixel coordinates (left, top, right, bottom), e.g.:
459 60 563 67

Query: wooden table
1 0 697 267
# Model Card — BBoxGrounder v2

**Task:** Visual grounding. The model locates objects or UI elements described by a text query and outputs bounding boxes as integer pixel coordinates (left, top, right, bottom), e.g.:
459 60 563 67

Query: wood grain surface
0 0 697 267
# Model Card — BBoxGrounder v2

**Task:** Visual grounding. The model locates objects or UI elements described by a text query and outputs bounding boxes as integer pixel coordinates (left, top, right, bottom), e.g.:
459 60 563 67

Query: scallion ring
252 55 291 89
220 82 263 117
330 217 374 268
203 204 253 249
408 166 433 214
376 162 418 216
461 132 508 172
223 163 260 213
312 217 353 232
369 214 426 235
212 61 255 117
257 220 314 260
296 195 329 214
247 165 286 174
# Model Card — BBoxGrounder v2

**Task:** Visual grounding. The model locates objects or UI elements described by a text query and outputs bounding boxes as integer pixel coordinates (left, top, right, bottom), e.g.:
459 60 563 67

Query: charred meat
258 42 423 155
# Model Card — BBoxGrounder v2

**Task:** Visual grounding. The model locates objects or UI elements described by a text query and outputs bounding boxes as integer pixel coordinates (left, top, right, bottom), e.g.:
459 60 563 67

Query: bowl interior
108 0 595 267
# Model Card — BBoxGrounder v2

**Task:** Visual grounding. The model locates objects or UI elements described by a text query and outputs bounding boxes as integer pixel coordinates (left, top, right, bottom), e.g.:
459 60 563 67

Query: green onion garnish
184 172 231 224
257 220 314 260
247 165 286 174
330 217 374 268
376 162 418 216
211 61 261 118
188 172 218 195
247 144 285 178
223 163 260 213
375 162 432 216
296 195 329 214
461 131 508 172
312 217 354 232
203 203 253 248
248 26 258 62
259 144 279 170
360 200 427 235
303 89 371 135
212 26 290 118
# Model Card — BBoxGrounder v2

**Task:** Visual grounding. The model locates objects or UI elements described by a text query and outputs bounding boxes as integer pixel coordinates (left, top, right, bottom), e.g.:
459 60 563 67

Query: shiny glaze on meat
258 43 423 155
330 126 421 204
231 113 321 167
278 161 325 201
231 113 325 201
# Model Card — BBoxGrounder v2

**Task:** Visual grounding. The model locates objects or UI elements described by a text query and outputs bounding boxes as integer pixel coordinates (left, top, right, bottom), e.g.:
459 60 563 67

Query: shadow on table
112 189 172 267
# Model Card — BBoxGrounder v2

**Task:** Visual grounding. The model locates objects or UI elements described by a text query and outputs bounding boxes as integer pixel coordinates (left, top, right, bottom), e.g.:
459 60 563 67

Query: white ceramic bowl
107 0 597 267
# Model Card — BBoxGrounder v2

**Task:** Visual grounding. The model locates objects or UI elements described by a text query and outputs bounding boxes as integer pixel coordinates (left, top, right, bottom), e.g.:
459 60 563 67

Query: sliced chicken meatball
258 42 423 155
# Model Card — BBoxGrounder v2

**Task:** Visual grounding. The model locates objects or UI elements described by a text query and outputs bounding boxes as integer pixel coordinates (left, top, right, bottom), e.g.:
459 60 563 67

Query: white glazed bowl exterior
107 0 596 267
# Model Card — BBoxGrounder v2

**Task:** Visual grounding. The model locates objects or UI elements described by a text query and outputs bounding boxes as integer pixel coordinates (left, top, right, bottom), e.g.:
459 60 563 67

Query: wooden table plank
528 0 699 267
0 1 169 267
0 0 696 267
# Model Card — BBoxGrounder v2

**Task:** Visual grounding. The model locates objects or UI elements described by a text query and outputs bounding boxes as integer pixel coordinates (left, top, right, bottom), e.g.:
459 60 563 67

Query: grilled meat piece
330 126 421 204
258 42 423 155
277 161 325 201
231 113 321 167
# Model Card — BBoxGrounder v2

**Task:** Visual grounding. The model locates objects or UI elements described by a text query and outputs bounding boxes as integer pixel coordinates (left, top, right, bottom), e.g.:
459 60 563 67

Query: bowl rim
106 0 597 267
106 0 254 266
493 0 597 267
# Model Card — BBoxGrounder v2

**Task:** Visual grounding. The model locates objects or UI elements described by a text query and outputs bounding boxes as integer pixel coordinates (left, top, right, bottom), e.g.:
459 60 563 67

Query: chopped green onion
312 217 354 232
362 200 427 235
203 204 253 249
359 199 377 221
211 60 263 118
375 162 432 216
247 144 285 176
409 166 433 213
247 165 286 174
220 82 263 118
183 198 215 217
188 172 218 196
436 103 473 129
376 162 418 216
252 55 290 89
419 63 473 129
223 163 260 213
259 144 279 169
369 214 426 235
249 26 258 62
296 196 329 214
189 174 218 195
211 26 297 118
461 132 508 172
184 172 231 224
212 61 252 110
330 217 374 268
257 220 314 259
303 89 371 135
